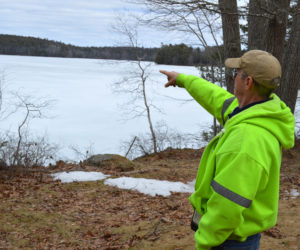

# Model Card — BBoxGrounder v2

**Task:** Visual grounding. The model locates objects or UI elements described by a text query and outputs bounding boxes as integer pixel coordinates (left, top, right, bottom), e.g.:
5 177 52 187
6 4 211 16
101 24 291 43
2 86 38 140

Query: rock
85 154 134 172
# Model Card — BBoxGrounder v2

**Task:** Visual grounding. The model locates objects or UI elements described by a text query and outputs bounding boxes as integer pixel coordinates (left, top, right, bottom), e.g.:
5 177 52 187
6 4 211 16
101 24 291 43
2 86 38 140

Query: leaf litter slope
0 145 299 249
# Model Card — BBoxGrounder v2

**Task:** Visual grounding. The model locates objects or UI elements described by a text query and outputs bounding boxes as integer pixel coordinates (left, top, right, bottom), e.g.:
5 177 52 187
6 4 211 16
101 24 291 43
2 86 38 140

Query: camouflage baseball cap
225 50 282 89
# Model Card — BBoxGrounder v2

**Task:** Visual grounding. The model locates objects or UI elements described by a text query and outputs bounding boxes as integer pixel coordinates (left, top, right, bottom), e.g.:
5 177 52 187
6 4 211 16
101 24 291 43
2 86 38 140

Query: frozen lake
0 55 299 161
0 55 213 161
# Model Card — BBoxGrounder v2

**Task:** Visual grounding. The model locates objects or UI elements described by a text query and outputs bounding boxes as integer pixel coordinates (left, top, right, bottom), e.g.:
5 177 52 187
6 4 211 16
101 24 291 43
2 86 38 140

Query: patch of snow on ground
104 177 195 197
290 189 300 199
51 171 110 183
51 171 195 197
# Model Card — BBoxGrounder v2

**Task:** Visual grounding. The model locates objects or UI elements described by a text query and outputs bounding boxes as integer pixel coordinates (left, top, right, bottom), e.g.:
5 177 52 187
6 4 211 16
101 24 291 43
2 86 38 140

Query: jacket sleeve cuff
176 73 188 88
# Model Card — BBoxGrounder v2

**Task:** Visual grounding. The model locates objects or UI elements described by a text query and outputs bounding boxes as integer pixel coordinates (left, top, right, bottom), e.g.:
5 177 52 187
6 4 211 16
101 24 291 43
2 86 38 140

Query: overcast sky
0 0 189 48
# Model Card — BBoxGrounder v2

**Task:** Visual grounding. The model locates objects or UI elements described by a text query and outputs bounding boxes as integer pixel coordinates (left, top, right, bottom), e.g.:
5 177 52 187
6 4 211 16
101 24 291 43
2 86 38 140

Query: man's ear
245 76 254 90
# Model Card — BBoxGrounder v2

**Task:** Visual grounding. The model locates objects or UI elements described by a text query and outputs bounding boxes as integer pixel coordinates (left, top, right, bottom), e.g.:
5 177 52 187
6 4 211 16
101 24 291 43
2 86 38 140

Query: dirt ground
0 141 299 249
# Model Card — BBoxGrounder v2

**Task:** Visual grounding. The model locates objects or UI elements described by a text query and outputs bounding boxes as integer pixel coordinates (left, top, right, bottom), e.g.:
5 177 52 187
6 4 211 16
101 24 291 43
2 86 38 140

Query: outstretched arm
159 70 236 125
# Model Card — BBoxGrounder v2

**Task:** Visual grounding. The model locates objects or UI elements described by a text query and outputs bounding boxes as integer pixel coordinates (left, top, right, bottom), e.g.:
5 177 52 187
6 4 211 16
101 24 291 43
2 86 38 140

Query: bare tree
121 121 204 159
0 73 58 168
0 132 57 168
264 0 290 63
138 0 229 135
278 0 300 113
11 93 54 166
138 0 242 93
218 0 241 94
112 16 158 153
139 0 224 75
69 143 95 162
248 0 268 50
248 0 299 111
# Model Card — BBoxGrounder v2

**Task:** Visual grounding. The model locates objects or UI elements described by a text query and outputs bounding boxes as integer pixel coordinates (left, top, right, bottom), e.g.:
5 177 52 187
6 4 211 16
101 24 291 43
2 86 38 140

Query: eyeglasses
232 69 238 79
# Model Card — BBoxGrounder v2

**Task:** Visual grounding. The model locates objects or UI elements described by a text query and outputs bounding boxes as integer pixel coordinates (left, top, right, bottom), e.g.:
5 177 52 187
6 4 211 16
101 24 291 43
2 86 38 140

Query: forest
0 34 158 61
0 34 214 65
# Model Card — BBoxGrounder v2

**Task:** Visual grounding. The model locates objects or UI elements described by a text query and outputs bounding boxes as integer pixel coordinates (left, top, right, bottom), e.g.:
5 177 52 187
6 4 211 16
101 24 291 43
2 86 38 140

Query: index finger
159 70 168 76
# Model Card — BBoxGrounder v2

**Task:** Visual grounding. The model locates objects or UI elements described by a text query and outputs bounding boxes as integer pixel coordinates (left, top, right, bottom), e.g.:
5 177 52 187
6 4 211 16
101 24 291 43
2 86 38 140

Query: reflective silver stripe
192 209 202 226
211 180 252 208
221 97 236 125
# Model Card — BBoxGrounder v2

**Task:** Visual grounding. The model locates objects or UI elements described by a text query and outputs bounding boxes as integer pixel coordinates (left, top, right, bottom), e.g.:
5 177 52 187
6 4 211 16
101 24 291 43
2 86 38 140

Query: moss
85 154 135 172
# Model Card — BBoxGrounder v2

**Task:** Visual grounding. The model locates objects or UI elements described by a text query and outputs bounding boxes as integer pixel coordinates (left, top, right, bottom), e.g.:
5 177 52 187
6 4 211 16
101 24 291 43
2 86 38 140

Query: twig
145 218 163 238
125 136 137 158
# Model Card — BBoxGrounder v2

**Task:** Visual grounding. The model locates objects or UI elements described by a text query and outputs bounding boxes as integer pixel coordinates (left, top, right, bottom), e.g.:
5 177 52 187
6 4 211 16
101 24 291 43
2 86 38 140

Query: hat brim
225 58 241 68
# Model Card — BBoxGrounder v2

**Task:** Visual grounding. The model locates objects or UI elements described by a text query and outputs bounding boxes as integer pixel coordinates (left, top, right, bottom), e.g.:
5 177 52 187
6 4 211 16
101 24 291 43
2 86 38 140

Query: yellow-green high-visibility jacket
176 74 295 250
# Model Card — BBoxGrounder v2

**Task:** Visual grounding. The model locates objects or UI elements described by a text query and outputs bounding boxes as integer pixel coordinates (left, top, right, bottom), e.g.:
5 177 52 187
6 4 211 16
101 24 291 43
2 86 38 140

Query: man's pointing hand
159 70 180 88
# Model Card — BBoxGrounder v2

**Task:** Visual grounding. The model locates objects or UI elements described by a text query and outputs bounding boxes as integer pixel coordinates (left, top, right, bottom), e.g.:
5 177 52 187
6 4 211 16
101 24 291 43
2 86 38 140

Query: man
160 50 295 249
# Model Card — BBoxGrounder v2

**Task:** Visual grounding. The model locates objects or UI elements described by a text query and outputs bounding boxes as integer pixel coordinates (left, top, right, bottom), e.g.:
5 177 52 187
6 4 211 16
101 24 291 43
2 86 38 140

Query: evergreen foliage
0 34 158 61
0 34 218 66
155 43 221 66
155 43 192 65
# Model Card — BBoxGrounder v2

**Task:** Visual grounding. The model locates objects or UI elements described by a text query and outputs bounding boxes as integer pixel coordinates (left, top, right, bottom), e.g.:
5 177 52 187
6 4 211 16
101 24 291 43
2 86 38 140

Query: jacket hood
226 94 295 149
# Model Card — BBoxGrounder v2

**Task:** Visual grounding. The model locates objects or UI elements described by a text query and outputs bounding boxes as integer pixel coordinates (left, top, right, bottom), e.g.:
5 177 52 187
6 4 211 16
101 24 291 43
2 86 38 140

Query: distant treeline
0 34 221 66
155 43 223 66
0 34 159 61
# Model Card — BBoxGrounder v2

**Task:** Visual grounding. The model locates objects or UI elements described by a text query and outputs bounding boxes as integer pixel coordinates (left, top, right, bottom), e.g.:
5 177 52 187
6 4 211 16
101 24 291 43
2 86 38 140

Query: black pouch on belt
191 209 201 232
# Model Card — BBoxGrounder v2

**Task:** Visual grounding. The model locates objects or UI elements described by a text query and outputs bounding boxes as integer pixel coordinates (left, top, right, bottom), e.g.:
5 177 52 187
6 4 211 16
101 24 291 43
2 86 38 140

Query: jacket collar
228 99 270 119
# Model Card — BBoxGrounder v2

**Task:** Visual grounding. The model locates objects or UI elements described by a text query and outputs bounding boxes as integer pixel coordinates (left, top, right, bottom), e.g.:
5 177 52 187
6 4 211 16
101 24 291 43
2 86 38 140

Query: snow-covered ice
104 177 195 197
51 171 110 183
0 55 211 161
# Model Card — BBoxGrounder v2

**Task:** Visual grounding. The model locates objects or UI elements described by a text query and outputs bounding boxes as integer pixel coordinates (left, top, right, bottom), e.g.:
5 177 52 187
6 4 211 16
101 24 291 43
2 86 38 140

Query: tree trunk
248 0 268 50
139 61 157 153
13 108 30 166
277 0 300 113
265 0 290 63
144 87 157 153
219 0 241 94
